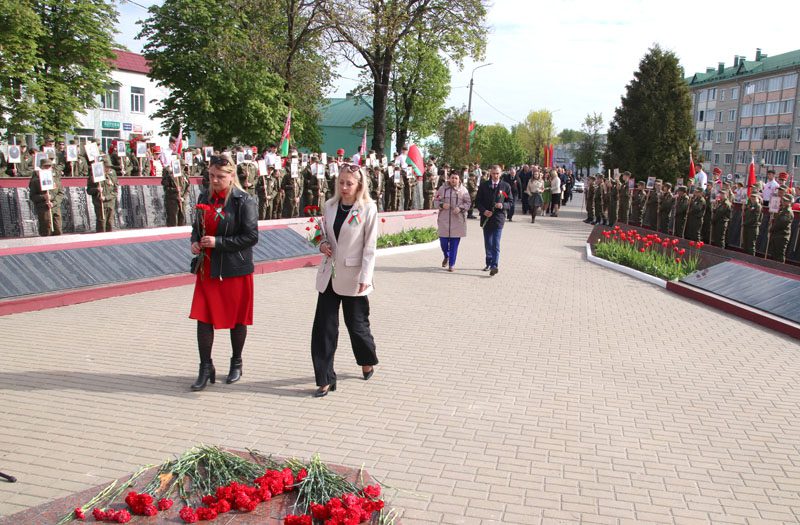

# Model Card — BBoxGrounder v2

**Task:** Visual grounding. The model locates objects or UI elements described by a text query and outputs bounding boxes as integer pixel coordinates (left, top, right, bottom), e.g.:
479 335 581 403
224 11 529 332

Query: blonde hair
208 152 241 204
327 164 374 207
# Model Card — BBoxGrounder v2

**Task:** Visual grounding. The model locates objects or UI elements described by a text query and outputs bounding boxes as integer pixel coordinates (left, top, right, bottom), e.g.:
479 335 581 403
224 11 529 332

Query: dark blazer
476 179 512 230
192 186 259 278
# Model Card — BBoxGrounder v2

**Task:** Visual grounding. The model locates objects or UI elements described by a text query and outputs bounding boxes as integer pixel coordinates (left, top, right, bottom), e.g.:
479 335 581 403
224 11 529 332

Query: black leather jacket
191 186 259 278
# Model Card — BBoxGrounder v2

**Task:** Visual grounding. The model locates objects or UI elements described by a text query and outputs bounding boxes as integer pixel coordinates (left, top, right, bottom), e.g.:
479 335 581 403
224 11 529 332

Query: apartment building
688 48 800 180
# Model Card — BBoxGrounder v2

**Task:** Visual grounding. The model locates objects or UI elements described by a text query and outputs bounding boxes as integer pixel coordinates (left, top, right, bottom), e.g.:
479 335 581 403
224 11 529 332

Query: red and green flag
747 152 756 196
467 121 476 152
406 144 424 177
279 110 292 157
689 146 696 181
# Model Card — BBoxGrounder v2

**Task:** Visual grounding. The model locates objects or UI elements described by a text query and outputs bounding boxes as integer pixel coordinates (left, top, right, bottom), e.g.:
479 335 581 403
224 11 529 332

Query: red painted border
665 281 800 340
0 254 321 317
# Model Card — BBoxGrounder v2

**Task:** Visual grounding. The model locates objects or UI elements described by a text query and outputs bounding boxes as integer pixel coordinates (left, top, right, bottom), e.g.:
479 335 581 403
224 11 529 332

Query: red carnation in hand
195 203 211 212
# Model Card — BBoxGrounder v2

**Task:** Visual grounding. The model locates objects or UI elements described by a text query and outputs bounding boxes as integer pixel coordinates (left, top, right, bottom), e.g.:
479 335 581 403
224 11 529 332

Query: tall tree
436 106 471 168
514 109 556 164
602 44 696 184
574 112 604 175
0 0 43 137
558 128 582 144
473 124 526 167
322 0 487 155
140 0 330 148
32 0 118 137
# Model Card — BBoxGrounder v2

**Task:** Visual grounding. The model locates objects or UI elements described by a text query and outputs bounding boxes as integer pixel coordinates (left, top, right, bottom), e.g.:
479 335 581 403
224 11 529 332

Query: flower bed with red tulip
57 446 396 525
594 226 703 281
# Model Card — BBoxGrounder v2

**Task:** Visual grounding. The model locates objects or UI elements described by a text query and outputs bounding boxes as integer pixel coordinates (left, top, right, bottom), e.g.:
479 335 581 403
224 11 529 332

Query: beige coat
316 199 378 296
434 184 470 238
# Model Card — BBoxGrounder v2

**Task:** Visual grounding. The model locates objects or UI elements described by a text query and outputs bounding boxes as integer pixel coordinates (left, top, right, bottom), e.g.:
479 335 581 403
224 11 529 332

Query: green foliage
558 128 583 144
473 124 526 167
0 0 117 137
324 0 488 154
139 0 328 149
0 0 43 135
513 109 556 164
575 112 604 174
377 227 438 248
594 230 699 281
436 106 473 168
602 44 697 185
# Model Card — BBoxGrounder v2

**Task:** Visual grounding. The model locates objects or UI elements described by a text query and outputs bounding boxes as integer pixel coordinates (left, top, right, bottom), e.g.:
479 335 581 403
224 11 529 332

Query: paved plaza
1 198 799 524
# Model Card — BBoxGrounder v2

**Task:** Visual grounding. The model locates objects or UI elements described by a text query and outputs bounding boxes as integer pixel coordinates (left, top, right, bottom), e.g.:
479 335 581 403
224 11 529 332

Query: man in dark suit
476 165 511 276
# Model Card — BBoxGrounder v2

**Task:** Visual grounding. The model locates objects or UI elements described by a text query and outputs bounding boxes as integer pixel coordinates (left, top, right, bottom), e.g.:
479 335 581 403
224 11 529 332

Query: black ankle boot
226 358 242 384
191 362 215 391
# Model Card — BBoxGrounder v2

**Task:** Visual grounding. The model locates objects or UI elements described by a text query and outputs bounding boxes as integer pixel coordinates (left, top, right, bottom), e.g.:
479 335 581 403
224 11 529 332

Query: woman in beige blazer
311 163 379 397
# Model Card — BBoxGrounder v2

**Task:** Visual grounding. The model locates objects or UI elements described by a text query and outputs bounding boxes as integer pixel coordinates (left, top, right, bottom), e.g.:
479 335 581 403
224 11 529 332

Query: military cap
39 157 53 168
676 186 687 192
663 182 672 190
779 185 788 191
782 195 792 203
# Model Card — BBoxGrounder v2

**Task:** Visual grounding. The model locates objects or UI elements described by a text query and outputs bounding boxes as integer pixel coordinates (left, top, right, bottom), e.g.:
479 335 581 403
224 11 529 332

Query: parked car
573 181 585 193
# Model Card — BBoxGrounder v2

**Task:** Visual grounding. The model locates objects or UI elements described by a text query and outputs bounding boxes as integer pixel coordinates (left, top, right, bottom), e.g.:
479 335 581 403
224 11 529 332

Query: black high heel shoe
362 367 374 381
314 382 337 397
226 358 242 384
191 362 216 391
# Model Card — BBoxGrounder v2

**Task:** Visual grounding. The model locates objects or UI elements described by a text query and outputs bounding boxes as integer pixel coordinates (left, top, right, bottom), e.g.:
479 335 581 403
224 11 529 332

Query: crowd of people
582 167 797 263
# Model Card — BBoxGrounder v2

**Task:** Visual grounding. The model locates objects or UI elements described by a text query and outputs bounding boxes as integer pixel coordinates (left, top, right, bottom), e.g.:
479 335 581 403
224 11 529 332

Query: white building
72 49 171 153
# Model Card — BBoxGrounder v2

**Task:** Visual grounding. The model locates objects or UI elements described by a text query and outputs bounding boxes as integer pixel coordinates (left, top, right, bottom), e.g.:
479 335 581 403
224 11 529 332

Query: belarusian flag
747 152 756 196
689 146 696 181
406 144 424 177
467 121 476 152
279 110 291 157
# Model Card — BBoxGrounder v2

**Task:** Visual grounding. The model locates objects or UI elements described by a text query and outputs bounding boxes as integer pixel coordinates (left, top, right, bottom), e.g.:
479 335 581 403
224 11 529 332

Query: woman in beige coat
525 170 545 223
312 164 379 397
434 171 471 272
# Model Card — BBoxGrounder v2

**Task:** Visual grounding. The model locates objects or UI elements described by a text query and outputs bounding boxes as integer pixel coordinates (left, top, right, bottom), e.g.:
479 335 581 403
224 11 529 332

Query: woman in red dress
189 153 259 391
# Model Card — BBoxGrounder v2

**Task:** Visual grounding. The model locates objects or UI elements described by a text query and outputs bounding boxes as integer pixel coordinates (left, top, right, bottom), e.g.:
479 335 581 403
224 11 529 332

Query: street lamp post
466 63 492 145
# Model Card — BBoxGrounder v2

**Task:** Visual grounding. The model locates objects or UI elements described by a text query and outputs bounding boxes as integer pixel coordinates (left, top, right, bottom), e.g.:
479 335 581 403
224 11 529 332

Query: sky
115 0 800 133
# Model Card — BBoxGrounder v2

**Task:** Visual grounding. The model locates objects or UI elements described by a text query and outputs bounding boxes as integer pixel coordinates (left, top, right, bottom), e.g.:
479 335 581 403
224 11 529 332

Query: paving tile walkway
1 196 799 524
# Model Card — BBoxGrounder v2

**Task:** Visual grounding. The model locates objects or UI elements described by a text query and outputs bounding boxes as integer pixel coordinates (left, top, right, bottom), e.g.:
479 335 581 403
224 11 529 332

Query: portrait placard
257 159 267 176
136 142 148 158
34 152 47 171
369 152 376 165
405 166 412 179
328 162 338 177
365 156 372 168
769 196 781 213
646 176 656 189
204 147 213 160
91 161 105 183
628 178 635 189
381 156 388 168
613 168 620 179
116 142 127 156
394 170 402 183
66 145 79 162
85 142 100 162
387 166 394 178
184 152 193 166
676 178 684 187
320 153 327 166
290 158 299 177
171 159 182 177
236 152 245 165
43 146 56 158
8 145 21 163
301 153 308 167
39 169 54 191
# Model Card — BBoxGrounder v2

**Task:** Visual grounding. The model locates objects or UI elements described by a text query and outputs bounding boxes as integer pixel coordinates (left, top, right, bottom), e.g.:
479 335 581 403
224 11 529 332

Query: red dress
189 190 254 329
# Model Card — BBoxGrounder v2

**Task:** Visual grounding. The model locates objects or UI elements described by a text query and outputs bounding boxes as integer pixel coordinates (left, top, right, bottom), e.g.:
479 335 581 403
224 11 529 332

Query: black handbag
190 255 201 274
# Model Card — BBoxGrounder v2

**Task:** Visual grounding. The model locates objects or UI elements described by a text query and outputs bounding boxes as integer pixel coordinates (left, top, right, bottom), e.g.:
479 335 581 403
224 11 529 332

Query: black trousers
311 281 378 386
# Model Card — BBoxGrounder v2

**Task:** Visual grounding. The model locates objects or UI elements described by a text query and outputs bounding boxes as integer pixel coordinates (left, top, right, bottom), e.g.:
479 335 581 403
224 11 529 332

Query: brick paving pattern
1 197 799 524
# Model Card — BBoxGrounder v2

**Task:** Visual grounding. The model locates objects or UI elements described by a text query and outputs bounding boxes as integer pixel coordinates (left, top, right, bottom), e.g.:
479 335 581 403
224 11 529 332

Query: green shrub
593 227 702 281
377 227 438 248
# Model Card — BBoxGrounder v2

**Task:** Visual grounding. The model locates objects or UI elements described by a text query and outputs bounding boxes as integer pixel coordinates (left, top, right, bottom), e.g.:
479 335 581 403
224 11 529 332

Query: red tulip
688 241 696 247
639 248 646 253
697 241 704 248
672 239 679 245
675 258 681 263
679 248 686 255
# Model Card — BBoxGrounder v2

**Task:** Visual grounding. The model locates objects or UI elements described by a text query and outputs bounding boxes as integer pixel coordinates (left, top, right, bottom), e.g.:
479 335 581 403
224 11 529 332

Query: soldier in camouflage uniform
28 156 64 236
641 180 661 229
369 166 383 211
466 169 479 218
237 153 259 198
403 168 416 210
162 155 190 226
657 182 673 234
87 155 119 232
394 168 406 211
592 176 605 225
617 172 631 224
701 185 713 244
110 141 133 178
281 162 302 218
583 174 595 224
767 195 793 263
607 175 619 227
710 190 732 247
673 186 690 238
255 165 277 220
684 188 706 242
741 192 761 255
271 167 285 219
